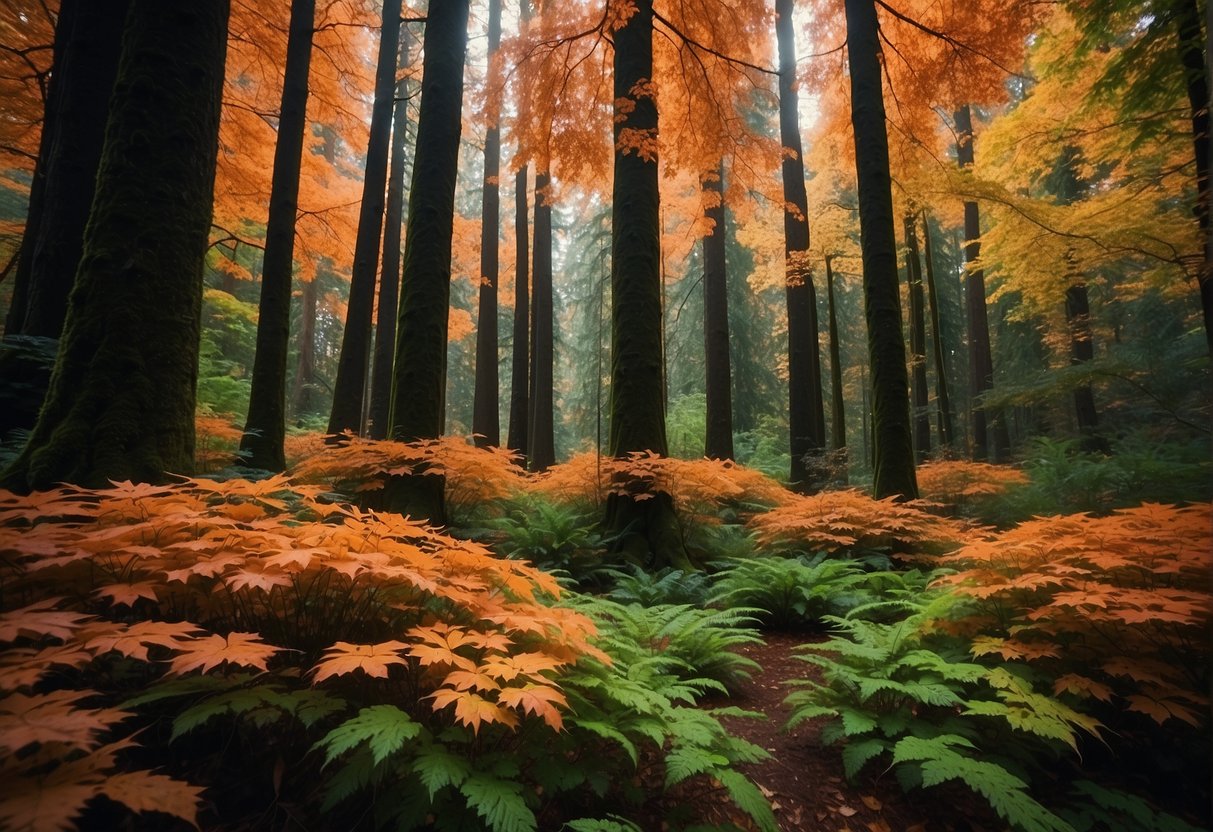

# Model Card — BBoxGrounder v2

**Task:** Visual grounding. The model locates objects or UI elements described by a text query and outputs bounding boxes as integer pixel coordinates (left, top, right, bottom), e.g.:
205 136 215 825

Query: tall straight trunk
702 164 733 460
845 0 917 500
369 30 413 440
1065 278 1101 441
1174 0 1212 355
290 274 319 418
528 171 555 470
385 0 470 521
954 104 1008 461
240 0 315 471
20 0 127 339
326 0 402 437
472 0 503 447
3 0 229 491
921 212 954 447
606 0 687 569
903 213 931 461
825 255 845 452
507 165 530 457
776 0 825 489
5 0 74 337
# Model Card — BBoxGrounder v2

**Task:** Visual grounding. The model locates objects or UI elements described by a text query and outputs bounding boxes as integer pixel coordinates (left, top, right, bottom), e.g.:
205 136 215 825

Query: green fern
314 705 424 766
459 773 536 832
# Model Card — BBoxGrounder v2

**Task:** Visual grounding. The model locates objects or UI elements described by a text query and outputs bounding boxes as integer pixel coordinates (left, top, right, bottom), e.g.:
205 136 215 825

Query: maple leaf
83 620 201 661
0 599 93 642
94 581 161 607
0 690 131 753
312 641 410 682
497 683 567 731
442 669 502 693
98 770 203 827
429 689 518 734
170 632 281 675
479 652 566 682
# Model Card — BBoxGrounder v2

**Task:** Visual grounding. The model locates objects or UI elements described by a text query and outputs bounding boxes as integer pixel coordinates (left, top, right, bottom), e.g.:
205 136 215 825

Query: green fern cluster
605 565 714 607
487 495 615 586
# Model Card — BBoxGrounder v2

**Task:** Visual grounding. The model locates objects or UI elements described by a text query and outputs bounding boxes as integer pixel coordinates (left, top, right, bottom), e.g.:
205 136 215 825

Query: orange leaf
312 641 409 682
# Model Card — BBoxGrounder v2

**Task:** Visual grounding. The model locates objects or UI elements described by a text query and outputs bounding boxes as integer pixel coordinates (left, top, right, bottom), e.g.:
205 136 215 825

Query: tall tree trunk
826 255 845 452
507 164 530 458
605 0 687 569
921 211 954 448
5 0 74 337
369 29 413 440
1064 274 1103 448
472 0 503 447
702 163 733 460
326 0 402 437
3 0 230 491
240 0 315 471
385 0 471 521
1174 0 1212 356
20 0 127 339
903 213 931 461
528 171 555 470
290 273 319 418
776 0 825 489
845 0 917 500
954 103 1008 461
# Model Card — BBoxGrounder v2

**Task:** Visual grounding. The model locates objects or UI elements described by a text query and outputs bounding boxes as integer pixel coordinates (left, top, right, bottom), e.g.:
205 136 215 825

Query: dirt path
707 633 999 832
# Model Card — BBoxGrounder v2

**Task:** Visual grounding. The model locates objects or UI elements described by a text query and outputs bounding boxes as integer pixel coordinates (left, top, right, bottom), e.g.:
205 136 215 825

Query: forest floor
702 633 1001 832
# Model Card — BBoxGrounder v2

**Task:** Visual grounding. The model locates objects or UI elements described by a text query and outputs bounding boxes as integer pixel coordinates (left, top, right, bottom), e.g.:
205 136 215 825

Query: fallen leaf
866 820 891 832
861 795 882 812
838 805 858 817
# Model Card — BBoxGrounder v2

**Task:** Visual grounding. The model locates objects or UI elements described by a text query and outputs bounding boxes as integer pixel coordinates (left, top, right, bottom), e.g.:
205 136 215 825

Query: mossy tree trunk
326 0 402 438
386 0 471 523
903 213 931 461
703 163 734 461
528 170 555 471
921 212 955 448
1174 0 1212 356
776 0 825 489
605 0 688 570
507 165 530 459
21 0 128 339
844 0 918 500
369 29 414 441
472 0 502 448
2 0 230 491
240 0 315 470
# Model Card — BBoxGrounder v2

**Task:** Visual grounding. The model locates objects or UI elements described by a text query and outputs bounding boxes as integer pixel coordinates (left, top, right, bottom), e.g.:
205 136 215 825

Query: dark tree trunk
605 0 687 570
290 273 319 418
826 256 845 452
5 0 75 337
528 170 555 471
472 0 502 447
326 0 402 437
903 213 931 461
239 0 315 471
3 0 229 491
1174 0 1212 355
18 0 127 338
385 0 471 521
369 29 413 440
921 212 954 448
702 164 733 460
1065 276 1104 449
507 165 530 458
845 0 917 500
954 104 1008 462
776 0 825 489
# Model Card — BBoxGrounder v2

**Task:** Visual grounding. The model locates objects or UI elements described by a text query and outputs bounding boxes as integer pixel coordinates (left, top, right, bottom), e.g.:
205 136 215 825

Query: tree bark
385 0 471 520
3 0 230 491
702 163 734 460
20 0 127 339
1174 0 1212 356
826 256 846 453
921 211 954 448
326 0 402 437
954 103 1008 462
845 0 917 500
240 0 315 470
776 0 825 489
528 171 555 471
369 29 413 440
903 213 931 461
1064 276 1103 448
472 0 502 447
507 164 530 458
605 0 687 570
290 272 320 418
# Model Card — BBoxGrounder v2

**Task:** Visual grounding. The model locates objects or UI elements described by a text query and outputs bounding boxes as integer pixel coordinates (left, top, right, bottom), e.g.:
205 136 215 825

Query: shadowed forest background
0 1 1209 831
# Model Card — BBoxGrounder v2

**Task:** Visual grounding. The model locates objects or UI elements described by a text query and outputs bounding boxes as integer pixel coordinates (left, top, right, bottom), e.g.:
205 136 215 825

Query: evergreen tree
702 163 733 460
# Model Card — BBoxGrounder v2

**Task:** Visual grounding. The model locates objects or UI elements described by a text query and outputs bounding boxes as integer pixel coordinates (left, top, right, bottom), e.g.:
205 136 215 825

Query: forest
0 0 1209 830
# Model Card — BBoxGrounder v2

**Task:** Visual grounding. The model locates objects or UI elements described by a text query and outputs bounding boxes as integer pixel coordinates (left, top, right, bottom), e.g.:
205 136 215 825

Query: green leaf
412 745 473 799
841 737 888 780
716 769 778 832
459 773 536 832
314 705 422 765
563 816 643 832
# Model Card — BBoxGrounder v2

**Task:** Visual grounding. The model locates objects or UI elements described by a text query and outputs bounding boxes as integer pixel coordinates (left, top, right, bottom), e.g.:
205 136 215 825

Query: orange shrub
193 411 243 472
934 503 1212 727
282 430 327 467
915 460 1028 511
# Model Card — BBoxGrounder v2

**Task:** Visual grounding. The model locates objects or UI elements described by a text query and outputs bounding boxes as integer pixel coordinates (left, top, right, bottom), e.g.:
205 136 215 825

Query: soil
701 632 1004 832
